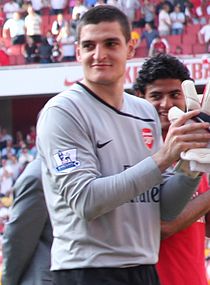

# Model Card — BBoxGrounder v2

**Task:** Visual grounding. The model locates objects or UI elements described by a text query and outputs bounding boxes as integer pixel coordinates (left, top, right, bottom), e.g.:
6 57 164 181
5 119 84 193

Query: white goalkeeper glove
168 80 210 178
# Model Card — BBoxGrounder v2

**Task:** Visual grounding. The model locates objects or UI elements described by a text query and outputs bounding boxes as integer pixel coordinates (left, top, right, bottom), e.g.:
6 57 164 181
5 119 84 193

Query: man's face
144 79 186 132
76 21 134 88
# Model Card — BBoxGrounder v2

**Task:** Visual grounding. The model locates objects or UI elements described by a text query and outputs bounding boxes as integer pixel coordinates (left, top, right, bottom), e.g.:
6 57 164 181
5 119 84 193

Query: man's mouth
91 63 111 67
159 112 168 118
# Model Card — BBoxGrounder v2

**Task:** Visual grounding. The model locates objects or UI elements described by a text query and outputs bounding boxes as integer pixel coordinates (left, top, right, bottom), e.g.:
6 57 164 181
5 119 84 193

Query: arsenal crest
141 128 154 150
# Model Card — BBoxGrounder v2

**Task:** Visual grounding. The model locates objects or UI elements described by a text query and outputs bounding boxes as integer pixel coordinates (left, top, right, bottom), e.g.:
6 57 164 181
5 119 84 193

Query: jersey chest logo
141 128 154 150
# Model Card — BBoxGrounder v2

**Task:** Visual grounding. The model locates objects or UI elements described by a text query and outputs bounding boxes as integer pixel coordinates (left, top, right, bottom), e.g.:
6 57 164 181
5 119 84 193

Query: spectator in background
2 157 53 285
19 0 31 17
148 35 169 56
51 41 62 63
1 139 16 160
13 130 25 153
71 11 81 30
84 0 97 8
2 12 25 45
158 3 171 36
50 0 68 15
24 4 42 44
131 28 141 49
68 0 76 14
198 17 210 53
51 13 68 37
45 30 54 46
30 0 44 15
0 128 13 151
6 154 21 182
140 22 159 50
155 0 173 15
22 36 39 64
141 0 156 27
94 0 106 6
170 3 185 35
26 126 36 150
3 0 20 20
0 6 6 27
0 41 10 67
0 158 13 197
195 0 209 25
0 199 9 235
56 22 76 62
26 125 36 149
42 0 51 11
71 0 88 21
122 0 141 26
38 36 53 63
17 145 34 170
173 44 183 56
184 0 198 24
107 0 123 10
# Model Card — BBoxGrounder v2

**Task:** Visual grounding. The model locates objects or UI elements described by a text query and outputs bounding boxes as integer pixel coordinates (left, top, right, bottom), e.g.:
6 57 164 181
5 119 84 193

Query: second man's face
144 79 186 133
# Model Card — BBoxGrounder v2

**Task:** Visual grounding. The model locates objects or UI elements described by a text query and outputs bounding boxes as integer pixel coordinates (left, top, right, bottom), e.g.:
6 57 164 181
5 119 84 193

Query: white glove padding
168 80 210 177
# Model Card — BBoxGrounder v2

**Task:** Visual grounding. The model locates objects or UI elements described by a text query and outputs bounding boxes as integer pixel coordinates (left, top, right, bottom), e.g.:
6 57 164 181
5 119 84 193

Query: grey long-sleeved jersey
37 82 199 270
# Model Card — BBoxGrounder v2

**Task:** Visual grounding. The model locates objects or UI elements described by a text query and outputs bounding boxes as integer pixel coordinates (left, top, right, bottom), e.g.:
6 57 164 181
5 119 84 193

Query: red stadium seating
192 43 206 55
182 33 198 45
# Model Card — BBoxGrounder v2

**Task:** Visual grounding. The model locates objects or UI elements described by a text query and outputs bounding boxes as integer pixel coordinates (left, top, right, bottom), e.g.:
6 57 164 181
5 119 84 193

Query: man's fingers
170 109 207 128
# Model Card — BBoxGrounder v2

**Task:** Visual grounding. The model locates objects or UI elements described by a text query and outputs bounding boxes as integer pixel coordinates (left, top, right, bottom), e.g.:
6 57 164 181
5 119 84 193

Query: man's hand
152 109 210 173
167 80 210 177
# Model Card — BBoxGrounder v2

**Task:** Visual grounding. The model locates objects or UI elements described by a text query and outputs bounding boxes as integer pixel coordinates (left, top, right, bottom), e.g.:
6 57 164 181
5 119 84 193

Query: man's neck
81 79 124 110
162 129 168 141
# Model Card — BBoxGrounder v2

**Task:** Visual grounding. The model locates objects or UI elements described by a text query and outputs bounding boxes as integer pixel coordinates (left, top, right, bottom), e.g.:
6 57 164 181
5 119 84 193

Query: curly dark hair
136 54 193 96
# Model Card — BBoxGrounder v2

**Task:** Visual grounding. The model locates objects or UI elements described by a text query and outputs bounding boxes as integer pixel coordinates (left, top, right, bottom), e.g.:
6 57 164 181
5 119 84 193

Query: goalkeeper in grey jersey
36 5 210 285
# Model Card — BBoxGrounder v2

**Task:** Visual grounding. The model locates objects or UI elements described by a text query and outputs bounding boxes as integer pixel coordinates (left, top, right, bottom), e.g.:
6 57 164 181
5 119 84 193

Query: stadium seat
7 44 23 56
182 33 197 45
41 15 50 35
184 23 202 35
192 43 206 55
165 34 182 46
181 44 193 55
134 46 148 58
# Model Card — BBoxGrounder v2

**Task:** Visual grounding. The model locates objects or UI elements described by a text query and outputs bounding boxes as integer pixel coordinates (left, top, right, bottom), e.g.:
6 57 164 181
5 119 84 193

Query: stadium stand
0 0 209 65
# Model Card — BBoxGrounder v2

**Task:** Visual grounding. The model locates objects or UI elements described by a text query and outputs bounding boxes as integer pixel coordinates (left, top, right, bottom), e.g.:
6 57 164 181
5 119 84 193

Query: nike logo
64 78 83 86
96 140 112 149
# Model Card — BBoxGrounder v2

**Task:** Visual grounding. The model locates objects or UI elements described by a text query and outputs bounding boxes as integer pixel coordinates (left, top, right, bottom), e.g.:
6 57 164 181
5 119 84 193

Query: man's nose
160 97 173 109
93 44 106 60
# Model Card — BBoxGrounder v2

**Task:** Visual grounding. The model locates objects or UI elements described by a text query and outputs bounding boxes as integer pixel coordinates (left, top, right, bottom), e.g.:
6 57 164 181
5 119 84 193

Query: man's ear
127 40 136 59
76 44 81 62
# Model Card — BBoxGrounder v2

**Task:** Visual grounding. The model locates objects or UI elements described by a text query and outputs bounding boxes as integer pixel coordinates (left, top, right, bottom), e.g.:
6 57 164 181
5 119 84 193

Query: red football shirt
157 175 209 285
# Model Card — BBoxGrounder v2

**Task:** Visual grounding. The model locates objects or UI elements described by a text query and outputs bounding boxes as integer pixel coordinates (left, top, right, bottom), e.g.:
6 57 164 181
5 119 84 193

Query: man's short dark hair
136 54 192 96
77 5 131 43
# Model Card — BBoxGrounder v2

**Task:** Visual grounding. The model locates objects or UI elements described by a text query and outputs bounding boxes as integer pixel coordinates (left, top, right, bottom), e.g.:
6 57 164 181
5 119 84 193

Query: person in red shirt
0 40 10 66
148 35 169 57
135 53 210 285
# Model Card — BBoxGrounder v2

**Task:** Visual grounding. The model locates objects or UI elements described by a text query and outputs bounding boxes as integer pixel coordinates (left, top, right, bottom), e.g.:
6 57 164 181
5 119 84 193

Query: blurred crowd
0 125 37 235
0 0 209 66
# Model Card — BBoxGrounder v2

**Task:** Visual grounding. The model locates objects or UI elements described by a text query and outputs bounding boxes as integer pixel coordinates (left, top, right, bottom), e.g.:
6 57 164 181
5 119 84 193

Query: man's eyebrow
105 37 120 41
81 37 121 44
81 40 93 45
168 89 182 94
150 89 182 94
149 91 162 95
